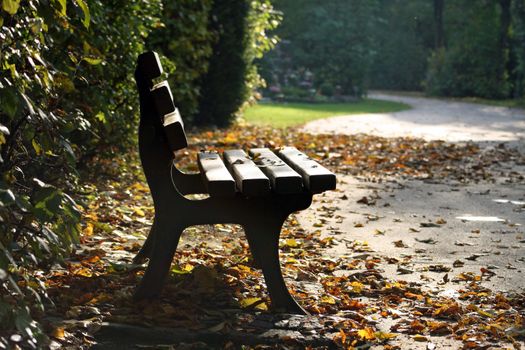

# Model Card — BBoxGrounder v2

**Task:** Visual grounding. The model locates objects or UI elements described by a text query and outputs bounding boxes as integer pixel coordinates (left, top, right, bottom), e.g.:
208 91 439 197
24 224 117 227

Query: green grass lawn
243 99 410 127
375 90 525 109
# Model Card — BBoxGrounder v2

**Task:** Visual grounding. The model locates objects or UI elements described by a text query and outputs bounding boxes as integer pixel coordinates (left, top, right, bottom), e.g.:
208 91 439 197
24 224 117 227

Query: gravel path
301 93 525 142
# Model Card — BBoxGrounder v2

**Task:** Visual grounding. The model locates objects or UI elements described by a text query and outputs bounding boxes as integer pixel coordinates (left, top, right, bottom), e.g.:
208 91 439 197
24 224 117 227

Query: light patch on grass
243 99 410 127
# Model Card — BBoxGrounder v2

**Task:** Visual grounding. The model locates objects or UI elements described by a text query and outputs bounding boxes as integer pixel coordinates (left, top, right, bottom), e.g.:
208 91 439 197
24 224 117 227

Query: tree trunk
433 0 445 49
499 0 512 96
512 0 525 97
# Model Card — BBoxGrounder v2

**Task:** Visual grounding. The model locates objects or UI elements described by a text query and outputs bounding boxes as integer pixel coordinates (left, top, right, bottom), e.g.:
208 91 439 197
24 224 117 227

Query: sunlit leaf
239 297 267 310
73 0 90 28
357 327 375 340
82 57 103 65
2 0 20 15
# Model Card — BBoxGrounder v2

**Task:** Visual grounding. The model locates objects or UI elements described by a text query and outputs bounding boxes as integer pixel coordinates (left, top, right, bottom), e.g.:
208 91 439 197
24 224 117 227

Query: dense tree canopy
261 0 525 100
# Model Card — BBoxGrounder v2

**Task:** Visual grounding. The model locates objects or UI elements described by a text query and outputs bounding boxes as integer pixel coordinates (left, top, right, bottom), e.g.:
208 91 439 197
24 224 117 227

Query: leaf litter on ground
27 125 525 349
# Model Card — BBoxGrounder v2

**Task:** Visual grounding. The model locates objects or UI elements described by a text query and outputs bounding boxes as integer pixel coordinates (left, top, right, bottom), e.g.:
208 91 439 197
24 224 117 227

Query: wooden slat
137 51 162 80
163 109 188 151
151 81 175 117
224 150 270 196
249 148 303 194
277 147 336 193
150 81 188 151
198 152 236 196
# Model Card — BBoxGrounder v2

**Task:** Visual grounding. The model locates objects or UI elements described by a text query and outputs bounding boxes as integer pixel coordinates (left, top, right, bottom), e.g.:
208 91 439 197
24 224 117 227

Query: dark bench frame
132 52 335 314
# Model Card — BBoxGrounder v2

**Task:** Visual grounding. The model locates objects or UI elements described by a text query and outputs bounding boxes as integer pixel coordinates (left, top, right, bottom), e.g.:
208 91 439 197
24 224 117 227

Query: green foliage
195 0 279 126
425 1 510 98
0 0 161 345
147 0 217 121
511 0 525 98
263 0 525 100
369 0 432 91
262 0 378 98
196 0 250 126
148 0 279 126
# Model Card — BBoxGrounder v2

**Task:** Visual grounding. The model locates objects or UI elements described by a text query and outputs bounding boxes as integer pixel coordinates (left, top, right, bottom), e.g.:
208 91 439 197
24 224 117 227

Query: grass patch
243 99 410 127
374 90 525 109
451 96 525 109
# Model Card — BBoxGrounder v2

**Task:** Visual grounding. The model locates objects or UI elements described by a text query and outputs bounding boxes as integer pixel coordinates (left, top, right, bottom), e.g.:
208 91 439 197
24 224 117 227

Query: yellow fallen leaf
83 222 94 236
53 327 66 340
357 327 376 340
350 281 364 293
129 182 149 192
223 133 238 144
321 295 336 305
239 297 268 310
74 267 92 277
413 334 428 341
284 238 299 248
133 208 145 217
375 331 397 340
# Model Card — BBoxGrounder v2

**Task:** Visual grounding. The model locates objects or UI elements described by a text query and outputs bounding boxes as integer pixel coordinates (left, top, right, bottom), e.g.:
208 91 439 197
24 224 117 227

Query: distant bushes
259 0 377 101
425 1 511 99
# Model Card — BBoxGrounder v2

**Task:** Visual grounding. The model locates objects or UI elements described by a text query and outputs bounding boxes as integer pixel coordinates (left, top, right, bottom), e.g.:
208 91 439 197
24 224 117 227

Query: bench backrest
136 51 188 152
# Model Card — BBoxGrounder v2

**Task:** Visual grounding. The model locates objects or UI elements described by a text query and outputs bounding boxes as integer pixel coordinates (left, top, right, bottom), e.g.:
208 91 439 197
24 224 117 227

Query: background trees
261 0 525 101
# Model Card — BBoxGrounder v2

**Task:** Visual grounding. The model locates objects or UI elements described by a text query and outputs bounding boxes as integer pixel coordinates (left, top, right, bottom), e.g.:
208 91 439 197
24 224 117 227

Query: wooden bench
133 51 336 314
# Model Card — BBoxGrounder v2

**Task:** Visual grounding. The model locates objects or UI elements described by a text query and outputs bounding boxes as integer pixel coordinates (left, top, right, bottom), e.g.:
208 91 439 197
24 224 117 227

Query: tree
267 0 379 97
369 0 433 91
425 0 511 98
511 0 525 98
434 0 445 49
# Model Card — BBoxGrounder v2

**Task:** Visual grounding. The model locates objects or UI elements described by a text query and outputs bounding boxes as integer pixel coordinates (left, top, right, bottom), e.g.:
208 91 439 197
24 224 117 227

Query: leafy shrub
0 0 161 346
147 0 217 122
262 0 378 98
195 0 280 126
280 86 312 100
194 0 250 126
425 1 510 98
319 82 335 97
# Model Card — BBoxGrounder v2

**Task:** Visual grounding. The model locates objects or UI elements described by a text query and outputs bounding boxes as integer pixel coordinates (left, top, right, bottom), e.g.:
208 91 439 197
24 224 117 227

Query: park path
298 92 525 319
302 92 525 142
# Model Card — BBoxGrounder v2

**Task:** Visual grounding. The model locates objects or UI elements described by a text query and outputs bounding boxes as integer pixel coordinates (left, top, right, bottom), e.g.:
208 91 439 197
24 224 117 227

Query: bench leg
133 218 157 264
134 221 184 300
244 220 307 315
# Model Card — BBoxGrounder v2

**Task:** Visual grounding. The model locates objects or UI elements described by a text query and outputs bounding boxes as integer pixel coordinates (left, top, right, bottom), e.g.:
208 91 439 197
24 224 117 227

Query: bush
0 0 161 346
195 0 280 126
425 1 510 99
147 0 217 122
319 82 335 97
281 86 312 100
195 0 250 126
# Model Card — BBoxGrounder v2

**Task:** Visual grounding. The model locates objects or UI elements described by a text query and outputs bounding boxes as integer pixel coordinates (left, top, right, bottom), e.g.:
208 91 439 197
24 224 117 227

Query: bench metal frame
132 52 334 314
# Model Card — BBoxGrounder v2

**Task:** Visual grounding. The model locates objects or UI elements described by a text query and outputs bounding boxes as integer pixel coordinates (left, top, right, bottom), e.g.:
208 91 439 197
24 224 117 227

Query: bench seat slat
277 147 336 193
249 148 303 194
224 150 270 196
198 152 236 196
